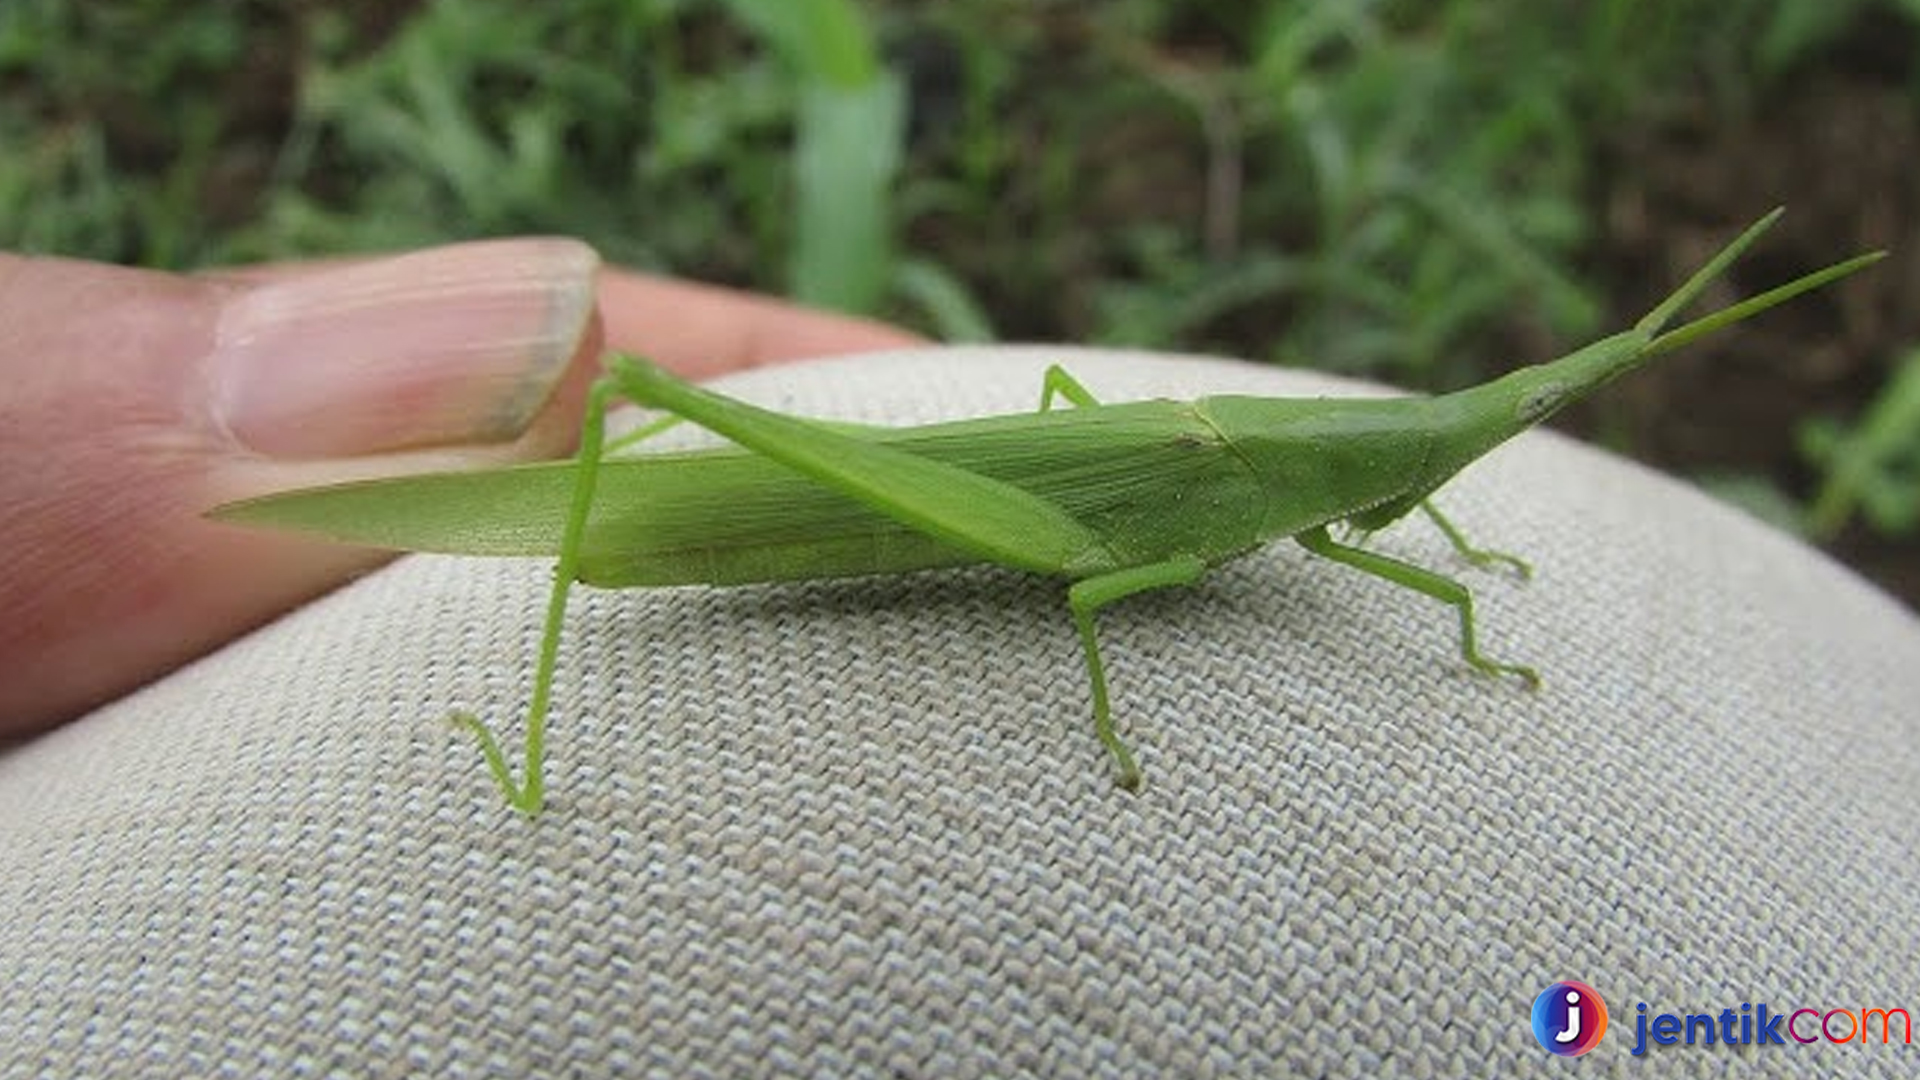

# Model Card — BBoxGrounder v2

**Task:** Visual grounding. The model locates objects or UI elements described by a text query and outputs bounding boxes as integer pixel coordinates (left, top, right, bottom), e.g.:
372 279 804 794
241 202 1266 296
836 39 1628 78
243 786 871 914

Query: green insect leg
606 406 889 456
1067 555 1209 790
601 355 1106 576
1038 364 1102 411
451 374 623 816
1295 525 1540 688
601 409 688 456
1418 500 1532 580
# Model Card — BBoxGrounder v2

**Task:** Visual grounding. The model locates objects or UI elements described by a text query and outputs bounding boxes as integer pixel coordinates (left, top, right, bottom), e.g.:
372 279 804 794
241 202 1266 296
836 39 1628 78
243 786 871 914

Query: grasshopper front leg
1418 501 1533 580
1295 525 1540 688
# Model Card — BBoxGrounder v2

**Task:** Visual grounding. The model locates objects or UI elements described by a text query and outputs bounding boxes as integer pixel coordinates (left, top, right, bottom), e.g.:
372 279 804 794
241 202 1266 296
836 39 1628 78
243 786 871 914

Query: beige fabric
4 347 1917 1077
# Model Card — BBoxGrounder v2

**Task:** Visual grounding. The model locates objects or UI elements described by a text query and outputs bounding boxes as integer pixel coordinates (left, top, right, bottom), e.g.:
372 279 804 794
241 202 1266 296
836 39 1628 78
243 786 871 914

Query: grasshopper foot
448 711 543 815
1419 502 1533 580
1102 732 1143 792
1468 657 1541 690
1461 547 1534 581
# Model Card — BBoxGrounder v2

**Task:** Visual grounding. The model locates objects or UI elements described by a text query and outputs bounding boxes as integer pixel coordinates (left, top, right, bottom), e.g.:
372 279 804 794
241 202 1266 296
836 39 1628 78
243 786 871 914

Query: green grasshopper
215 210 1880 815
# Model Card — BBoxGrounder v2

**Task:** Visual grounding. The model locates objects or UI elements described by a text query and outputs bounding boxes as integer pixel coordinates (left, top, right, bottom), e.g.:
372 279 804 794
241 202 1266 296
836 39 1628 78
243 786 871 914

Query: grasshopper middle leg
1067 555 1209 789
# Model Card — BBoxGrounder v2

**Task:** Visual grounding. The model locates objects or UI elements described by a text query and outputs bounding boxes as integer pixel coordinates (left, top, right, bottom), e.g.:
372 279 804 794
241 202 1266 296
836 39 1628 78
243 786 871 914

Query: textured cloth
3 346 1917 1078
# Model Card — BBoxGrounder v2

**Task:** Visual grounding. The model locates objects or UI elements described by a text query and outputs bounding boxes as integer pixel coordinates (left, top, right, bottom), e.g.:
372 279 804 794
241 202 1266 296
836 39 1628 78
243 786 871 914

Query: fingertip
595 269 925 376
0 242 608 740
209 238 601 459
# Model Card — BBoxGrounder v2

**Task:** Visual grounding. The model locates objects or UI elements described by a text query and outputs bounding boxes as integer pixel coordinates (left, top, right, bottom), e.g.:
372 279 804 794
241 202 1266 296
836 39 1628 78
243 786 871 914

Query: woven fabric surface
3 346 1917 1078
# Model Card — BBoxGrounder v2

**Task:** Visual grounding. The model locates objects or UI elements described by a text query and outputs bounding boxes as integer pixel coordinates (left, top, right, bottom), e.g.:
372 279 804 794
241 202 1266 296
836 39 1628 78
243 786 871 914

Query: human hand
0 240 921 739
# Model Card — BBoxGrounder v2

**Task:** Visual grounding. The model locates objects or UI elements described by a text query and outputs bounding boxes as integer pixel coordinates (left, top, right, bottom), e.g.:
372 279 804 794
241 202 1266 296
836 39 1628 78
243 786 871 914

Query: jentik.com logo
1530 981 1913 1058
1532 981 1609 1056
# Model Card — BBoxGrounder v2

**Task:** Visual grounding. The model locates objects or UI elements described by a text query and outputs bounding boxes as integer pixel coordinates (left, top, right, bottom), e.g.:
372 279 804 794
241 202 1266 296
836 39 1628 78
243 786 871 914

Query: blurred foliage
1 0 1916 569
1804 348 1920 539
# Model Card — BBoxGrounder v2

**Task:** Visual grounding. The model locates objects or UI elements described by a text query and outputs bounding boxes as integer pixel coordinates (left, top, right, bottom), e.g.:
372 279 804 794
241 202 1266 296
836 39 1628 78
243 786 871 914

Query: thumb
0 240 600 737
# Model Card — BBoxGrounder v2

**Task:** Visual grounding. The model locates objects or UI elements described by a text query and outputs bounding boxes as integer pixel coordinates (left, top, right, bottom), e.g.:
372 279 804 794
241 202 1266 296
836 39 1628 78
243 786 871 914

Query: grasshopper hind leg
1039 365 1102 411
454 376 623 815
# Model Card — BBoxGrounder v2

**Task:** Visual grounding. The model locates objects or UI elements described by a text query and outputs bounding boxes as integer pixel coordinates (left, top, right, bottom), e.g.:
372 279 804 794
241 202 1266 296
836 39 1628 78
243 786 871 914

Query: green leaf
1806 348 1920 539
714 0 878 86
788 73 904 313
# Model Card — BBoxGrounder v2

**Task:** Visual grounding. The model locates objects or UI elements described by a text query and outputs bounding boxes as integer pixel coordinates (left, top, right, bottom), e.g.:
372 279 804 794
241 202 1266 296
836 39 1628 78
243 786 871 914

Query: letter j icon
1532 980 1609 1056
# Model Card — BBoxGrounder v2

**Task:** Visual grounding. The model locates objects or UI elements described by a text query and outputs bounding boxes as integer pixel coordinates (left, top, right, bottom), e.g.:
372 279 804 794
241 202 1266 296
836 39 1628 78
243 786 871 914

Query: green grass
1 0 1915 559
1804 348 1920 539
